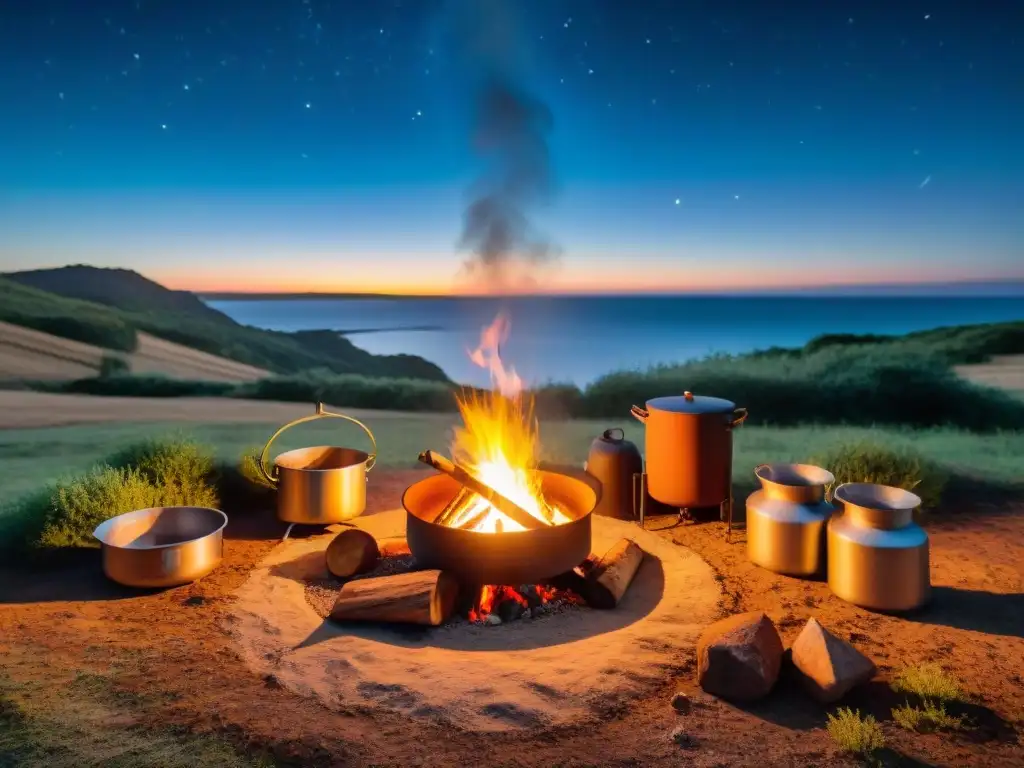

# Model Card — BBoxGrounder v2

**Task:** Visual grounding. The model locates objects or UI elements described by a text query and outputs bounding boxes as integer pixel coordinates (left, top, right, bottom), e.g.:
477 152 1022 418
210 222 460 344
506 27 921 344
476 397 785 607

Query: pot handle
728 407 749 429
630 405 649 424
258 402 379 487
602 427 625 441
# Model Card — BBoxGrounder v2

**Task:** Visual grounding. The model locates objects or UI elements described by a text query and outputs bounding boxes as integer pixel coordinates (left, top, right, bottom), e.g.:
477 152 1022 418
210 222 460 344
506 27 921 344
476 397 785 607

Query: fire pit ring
403 469 597 586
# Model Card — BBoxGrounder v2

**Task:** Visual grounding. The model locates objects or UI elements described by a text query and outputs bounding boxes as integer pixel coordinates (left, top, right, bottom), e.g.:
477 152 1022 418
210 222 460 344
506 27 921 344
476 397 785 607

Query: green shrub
891 663 965 703
809 441 948 508
32 467 161 549
234 372 458 412
892 701 965 733
825 707 885 755
98 354 130 377
105 436 219 508
4 437 220 551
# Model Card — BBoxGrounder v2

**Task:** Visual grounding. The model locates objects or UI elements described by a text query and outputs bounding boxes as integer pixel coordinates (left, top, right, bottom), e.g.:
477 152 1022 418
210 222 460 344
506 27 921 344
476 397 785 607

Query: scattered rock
670 692 691 714
182 595 206 607
263 673 282 689
696 612 783 702
485 614 502 626
790 618 876 703
670 726 698 749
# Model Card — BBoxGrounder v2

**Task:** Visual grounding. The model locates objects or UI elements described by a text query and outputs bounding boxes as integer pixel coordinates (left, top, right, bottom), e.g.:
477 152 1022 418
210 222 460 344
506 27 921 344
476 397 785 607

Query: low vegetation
1 437 220 552
810 441 948 508
825 707 886 756
31 345 1024 433
892 701 965 733
890 664 968 734
891 663 965 703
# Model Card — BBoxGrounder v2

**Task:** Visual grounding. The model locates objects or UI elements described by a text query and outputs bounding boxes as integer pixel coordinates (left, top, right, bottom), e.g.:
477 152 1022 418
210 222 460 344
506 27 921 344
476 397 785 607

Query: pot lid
646 391 735 415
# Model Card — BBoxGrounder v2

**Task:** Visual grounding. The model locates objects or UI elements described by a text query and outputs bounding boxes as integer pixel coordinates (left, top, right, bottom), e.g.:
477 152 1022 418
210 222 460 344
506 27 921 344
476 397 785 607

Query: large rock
696 612 783 702
790 618 876 703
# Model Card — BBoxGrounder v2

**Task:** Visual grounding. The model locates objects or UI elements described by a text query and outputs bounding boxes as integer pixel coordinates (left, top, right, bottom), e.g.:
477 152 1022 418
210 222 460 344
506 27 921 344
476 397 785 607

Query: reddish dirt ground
1 471 1022 767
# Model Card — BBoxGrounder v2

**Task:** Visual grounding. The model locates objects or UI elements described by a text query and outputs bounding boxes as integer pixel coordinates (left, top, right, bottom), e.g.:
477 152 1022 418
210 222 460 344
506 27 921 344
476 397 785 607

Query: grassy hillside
0 270 448 381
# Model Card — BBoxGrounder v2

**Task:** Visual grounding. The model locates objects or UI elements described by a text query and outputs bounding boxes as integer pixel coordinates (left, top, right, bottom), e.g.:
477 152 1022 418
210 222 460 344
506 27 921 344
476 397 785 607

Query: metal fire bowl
403 469 597 586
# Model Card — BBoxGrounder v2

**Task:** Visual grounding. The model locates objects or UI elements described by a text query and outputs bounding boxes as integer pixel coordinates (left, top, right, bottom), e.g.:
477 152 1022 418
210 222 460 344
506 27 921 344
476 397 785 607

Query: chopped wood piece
418 449 550 531
325 529 379 579
586 538 645 609
434 487 474 527
329 570 459 626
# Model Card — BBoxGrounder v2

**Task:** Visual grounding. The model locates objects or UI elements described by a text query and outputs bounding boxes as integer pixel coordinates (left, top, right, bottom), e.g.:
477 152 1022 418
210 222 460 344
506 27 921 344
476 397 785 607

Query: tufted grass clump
892 701 965 733
105 436 219 509
891 663 965 703
826 707 885 755
810 440 948 509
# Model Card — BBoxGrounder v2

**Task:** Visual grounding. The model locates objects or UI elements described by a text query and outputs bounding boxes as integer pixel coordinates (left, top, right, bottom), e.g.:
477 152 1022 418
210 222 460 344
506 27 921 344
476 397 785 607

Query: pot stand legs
632 471 734 540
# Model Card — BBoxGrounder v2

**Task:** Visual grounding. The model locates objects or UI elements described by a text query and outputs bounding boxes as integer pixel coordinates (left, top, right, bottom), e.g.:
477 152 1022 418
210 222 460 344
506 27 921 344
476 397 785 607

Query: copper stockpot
258 402 377 529
630 392 748 509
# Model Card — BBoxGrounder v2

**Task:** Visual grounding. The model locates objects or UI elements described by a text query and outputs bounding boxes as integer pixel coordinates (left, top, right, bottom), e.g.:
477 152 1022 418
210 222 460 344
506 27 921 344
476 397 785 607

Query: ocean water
207 296 1024 388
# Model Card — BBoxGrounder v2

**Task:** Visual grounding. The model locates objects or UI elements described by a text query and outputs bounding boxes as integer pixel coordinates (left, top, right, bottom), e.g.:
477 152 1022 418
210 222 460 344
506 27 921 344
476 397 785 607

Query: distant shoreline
200 282 1024 301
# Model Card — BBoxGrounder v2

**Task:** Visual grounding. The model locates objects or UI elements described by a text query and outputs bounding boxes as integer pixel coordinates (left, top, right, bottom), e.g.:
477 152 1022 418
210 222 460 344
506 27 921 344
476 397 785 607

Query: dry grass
0 321 267 384
892 701 965 733
0 673 271 768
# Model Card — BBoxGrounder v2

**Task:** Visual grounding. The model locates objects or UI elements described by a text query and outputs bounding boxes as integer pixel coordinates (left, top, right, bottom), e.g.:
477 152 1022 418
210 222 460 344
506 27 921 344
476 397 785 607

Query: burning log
586 538 645 610
418 449 550 531
330 570 459 626
433 487 475 527
326 531 412 578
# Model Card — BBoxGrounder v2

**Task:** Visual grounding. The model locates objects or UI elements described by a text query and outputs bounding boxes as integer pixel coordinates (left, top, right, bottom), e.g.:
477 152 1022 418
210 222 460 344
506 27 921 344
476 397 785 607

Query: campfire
320 313 647 628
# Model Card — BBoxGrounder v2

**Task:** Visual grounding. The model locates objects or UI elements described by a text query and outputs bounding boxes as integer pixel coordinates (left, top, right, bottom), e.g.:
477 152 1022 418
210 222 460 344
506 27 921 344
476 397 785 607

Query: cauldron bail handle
603 427 625 441
257 401 379 486
728 407 749 429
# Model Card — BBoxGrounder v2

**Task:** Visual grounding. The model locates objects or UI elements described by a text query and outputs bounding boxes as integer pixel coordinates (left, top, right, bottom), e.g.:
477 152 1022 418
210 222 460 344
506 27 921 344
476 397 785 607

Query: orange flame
446 313 569 533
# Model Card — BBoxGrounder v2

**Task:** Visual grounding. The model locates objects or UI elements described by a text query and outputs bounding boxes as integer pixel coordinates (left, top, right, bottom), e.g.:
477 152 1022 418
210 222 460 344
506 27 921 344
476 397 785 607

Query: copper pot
630 392 747 509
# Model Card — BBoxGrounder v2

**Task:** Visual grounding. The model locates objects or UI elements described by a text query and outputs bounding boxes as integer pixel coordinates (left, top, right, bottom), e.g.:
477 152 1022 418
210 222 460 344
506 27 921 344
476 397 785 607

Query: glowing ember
444 312 570 533
468 583 585 624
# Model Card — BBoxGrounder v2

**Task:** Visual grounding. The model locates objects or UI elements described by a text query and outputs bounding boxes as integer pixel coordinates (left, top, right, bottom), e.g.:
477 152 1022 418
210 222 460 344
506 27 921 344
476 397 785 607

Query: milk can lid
646 391 736 415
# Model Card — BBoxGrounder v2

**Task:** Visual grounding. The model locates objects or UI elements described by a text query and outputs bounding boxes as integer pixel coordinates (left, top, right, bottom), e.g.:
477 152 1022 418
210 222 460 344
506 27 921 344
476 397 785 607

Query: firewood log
329 570 459 626
586 538 645 609
418 450 549 530
434 487 474 527
325 529 380 578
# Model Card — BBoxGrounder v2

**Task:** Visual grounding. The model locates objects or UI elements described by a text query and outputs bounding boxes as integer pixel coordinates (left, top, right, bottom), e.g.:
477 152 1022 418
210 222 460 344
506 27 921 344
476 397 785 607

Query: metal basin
93 506 228 588
403 469 597 585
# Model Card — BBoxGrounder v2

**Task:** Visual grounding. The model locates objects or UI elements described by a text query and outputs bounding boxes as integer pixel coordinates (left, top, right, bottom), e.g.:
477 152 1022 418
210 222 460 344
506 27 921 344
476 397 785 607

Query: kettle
585 428 643 520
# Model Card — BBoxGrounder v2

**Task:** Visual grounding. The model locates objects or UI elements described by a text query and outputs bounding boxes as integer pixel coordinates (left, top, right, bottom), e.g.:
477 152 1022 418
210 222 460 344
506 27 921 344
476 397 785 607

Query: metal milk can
827 482 930 612
746 463 835 577
584 428 643 520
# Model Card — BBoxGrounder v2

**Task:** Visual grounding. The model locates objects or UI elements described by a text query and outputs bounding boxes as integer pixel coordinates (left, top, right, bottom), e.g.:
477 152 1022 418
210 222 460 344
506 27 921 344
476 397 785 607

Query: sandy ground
0 321 268 384
228 511 719 733
957 355 1024 391
0 390 429 429
1 471 1022 767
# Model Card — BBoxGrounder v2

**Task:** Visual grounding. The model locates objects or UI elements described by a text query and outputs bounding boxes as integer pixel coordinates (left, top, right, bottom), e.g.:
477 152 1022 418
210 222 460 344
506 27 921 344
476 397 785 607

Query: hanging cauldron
630 392 748 512
258 402 377 535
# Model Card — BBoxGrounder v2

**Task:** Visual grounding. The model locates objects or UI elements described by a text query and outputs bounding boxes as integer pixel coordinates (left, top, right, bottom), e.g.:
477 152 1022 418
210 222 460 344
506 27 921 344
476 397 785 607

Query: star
674 198 681 206
58 92 64 100
919 175 931 189
416 109 422 116
160 123 167 130
133 52 140 60
734 194 740 200
183 83 190 91
924 13 931 20
305 102 311 109
588 68 594 75
645 38 651 44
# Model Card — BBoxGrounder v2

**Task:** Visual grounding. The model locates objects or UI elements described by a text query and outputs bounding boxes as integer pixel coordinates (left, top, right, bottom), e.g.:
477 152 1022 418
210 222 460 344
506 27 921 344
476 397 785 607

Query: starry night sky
1 0 1021 294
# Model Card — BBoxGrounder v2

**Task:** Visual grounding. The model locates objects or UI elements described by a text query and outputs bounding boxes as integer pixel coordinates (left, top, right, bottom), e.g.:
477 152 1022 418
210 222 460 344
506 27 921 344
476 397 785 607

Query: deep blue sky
1 0 1021 293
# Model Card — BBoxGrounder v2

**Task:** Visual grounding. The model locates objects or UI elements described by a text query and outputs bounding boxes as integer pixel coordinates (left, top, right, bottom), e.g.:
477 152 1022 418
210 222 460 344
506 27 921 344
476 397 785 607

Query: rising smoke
446 0 559 289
